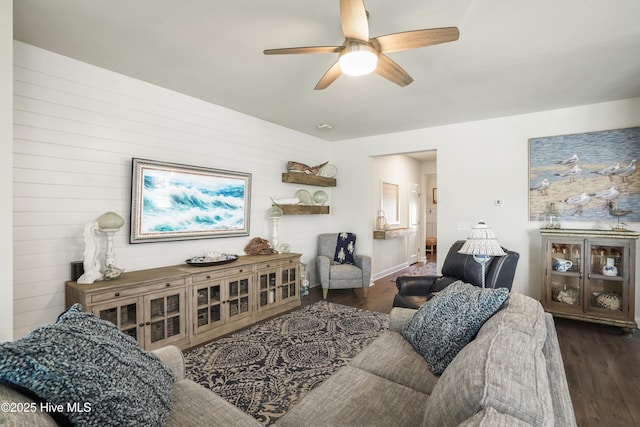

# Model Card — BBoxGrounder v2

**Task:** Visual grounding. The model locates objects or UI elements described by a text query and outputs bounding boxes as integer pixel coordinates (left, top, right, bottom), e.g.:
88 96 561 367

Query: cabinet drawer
90 278 186 303
191 266 251 283
255 258 296 271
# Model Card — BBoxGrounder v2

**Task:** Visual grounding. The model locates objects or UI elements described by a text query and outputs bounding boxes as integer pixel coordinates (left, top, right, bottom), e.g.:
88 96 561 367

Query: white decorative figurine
77 221 103 284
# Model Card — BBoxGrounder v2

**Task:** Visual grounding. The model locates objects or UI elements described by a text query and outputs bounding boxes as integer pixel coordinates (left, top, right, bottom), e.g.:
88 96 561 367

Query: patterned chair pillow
401 281 509 375
0 304 174 426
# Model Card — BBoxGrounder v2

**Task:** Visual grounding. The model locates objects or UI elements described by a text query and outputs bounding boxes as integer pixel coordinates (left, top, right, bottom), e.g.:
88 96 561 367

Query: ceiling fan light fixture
339 43 378 76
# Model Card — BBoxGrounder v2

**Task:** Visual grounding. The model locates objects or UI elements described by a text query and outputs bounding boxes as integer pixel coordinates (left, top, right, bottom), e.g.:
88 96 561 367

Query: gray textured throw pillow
0 304 174 426
401 281 509 375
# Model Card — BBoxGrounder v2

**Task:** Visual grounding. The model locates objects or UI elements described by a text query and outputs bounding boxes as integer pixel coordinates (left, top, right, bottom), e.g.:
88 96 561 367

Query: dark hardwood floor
304 255 640 427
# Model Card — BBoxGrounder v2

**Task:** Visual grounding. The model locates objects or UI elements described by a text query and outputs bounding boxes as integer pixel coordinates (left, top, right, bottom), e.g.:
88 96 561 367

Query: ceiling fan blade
340 0 369 41
372 27 460 53
264 46 343 55
315 62 342 90
375 54 413 87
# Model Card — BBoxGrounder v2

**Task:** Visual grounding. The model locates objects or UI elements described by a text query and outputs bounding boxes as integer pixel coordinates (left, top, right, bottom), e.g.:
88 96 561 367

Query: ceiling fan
263 0 459 90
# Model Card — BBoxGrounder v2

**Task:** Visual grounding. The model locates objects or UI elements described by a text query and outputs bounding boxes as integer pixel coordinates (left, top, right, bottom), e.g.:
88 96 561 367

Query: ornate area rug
184 301 389 425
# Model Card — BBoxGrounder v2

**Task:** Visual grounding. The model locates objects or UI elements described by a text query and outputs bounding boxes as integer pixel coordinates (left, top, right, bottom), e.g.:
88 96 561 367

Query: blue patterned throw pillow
0 304 174 426
401 281 509 376
334 232 356 264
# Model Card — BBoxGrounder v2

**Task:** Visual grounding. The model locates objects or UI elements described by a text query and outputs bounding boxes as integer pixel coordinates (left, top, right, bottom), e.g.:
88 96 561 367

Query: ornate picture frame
130 158 251 243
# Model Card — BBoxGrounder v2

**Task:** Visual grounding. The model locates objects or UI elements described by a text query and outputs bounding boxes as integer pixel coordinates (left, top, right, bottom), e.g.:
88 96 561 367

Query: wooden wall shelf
373 228 409 239
277 205 330 215
282 172 336 187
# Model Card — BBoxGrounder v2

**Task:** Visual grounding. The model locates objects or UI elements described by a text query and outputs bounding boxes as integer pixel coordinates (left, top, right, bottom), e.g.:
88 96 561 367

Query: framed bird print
529 126 640 225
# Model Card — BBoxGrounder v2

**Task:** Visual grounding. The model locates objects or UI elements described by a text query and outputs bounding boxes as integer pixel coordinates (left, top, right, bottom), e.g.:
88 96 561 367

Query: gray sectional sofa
277 292 577 426
0 292 575 426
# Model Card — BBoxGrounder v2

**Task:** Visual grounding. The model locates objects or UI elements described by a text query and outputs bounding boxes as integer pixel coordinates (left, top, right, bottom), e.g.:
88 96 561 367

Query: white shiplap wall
13 41 331 338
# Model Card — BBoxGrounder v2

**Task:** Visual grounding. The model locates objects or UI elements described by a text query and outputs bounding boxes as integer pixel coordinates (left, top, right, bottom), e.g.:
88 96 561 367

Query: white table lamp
458 220 506 288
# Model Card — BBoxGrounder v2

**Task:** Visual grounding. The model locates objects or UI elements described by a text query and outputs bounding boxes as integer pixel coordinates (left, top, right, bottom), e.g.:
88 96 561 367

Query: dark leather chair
393 240 520 309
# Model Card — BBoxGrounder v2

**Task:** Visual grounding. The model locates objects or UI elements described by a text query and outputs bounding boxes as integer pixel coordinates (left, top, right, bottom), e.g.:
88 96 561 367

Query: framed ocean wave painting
130 158 251 243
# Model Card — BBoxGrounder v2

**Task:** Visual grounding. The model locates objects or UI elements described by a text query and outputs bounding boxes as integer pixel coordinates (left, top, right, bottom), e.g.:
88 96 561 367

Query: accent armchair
317 233 372 299
393 240 519 309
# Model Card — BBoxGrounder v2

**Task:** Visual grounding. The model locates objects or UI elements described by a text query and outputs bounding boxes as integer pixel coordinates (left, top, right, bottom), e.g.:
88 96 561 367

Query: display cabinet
540 229 638 334
66 253 301 350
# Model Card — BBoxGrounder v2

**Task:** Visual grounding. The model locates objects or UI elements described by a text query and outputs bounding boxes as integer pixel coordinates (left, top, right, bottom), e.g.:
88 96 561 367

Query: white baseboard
371 262 410 281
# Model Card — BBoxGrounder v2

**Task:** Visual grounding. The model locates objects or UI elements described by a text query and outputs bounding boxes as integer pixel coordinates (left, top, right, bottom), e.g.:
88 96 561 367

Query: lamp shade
267 205 284 219
96 211 125 230
458 220 507 257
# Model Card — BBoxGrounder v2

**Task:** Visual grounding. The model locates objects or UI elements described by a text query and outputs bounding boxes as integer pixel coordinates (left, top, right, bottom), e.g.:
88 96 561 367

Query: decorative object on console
77 220 103 284
608 200 632 231
267 205 284 249
130 158 251 243
375 210 386 231
244 237 278 255
97 211 125 280
542 202 561 229
186 253 238 267
458 220 507 288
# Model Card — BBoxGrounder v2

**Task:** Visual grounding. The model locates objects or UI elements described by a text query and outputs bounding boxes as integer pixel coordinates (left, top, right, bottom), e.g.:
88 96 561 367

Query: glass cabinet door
193 282 223 334
545 239 583 312
144 288 187 350
226 276 251 320
92 296 143 346
585 241 629 319
280 266 298 303
257 269 278 311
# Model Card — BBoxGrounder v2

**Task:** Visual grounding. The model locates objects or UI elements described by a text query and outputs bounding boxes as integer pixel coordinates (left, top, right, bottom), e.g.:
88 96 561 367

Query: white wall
332 97 640 324
370 154 422 278
12 42 331 338
1 1 13 341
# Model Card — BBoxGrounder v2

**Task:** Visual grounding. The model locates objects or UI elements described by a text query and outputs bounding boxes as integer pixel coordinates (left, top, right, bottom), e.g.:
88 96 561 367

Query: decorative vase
300 265 309 297
542 202 561 229
375 210 386 231
602 257 618 276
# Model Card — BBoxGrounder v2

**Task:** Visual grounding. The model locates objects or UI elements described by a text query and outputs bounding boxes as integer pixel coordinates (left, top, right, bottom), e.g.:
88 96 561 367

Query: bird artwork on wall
528 127 640 226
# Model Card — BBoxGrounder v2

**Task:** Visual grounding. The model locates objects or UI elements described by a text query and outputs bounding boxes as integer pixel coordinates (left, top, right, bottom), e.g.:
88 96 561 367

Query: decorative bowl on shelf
312 190 328 205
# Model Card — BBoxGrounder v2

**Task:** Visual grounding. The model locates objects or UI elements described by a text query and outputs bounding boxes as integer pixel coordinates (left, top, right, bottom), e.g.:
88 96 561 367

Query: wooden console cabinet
66 253 301 350
540 229 638 334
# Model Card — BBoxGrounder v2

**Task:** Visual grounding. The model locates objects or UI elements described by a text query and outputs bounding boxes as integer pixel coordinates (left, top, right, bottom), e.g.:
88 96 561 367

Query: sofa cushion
401 281 509 375
166 380 261 427
330 264 362 280
349 331 438 395
276 365 429 427
457 407 534 427
423 293 554 427
0 304 174 427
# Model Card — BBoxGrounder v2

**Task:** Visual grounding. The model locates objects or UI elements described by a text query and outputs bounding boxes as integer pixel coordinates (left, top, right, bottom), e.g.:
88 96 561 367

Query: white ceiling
12 0 640 142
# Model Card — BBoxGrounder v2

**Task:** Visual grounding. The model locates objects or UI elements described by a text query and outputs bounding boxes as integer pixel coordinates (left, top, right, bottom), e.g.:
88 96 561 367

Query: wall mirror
381 181 400 225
